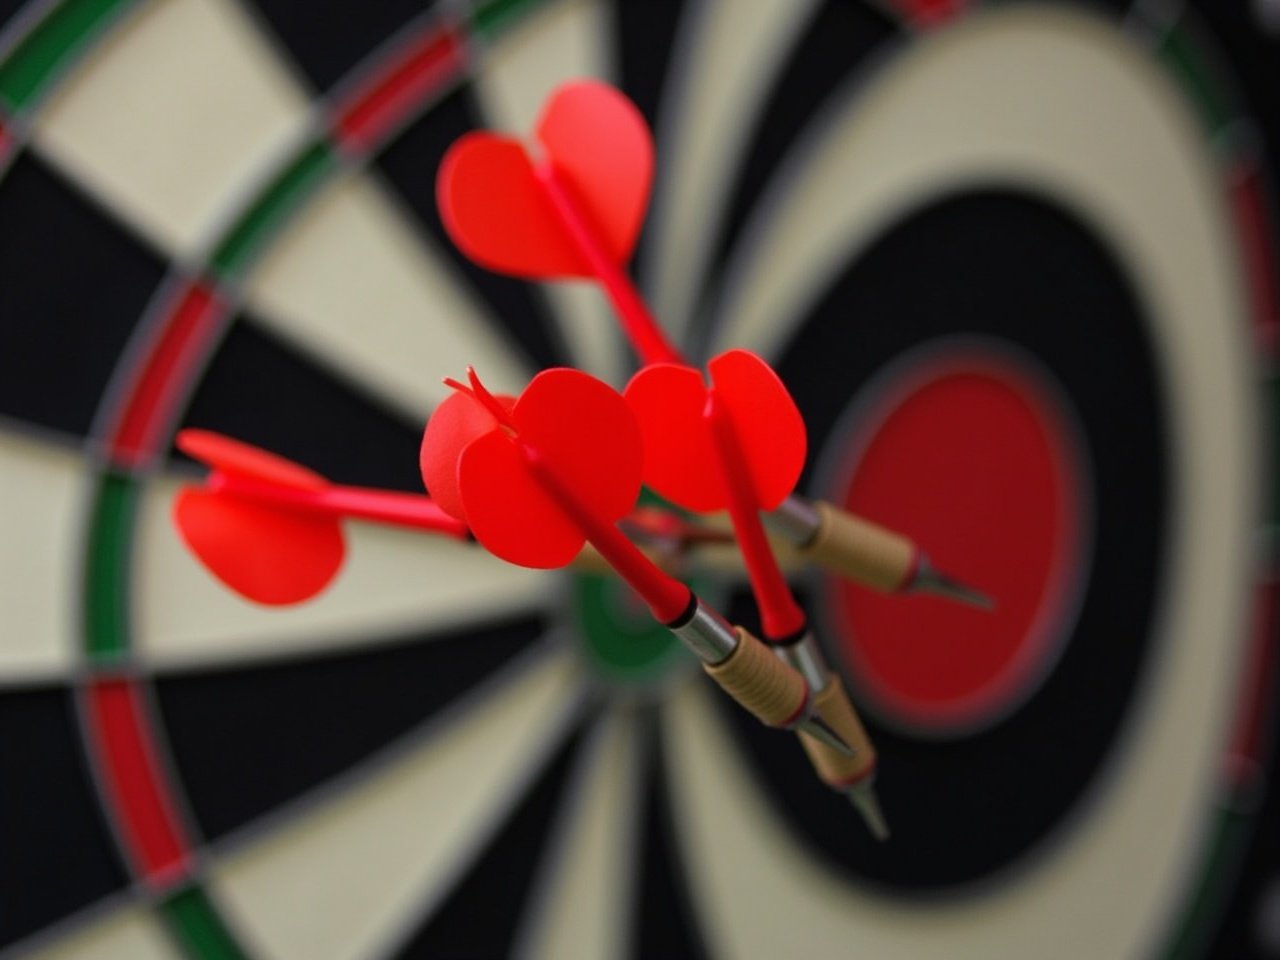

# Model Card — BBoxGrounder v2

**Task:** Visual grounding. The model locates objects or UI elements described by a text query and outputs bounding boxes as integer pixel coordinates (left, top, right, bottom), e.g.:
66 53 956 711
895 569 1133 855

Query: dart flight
174 429 465 605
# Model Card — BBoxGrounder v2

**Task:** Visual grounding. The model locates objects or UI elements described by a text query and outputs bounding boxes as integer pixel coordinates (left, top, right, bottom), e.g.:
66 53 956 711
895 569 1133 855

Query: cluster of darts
172 81 990 840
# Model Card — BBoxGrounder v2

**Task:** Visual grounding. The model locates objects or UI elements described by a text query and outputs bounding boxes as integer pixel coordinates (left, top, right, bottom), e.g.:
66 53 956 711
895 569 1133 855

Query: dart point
912 555 995 610
849 781 890 842
797 714 856 758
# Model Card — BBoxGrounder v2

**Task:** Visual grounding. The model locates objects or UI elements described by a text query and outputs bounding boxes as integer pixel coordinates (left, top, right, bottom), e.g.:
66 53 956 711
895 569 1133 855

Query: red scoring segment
333 25 464 151
421 368 691 623
110 283 225 467
830 357 1083 734
85 679 193 886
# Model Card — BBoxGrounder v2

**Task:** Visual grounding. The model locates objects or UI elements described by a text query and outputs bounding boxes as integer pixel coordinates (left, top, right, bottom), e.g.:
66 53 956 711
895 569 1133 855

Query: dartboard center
571 571 686 684
826 349 1086 736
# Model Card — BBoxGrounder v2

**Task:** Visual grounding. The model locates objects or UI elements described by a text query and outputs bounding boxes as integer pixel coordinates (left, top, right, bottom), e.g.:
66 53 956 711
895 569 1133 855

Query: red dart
625 350 808 640
705 388 807 640
174 430 466 606
437 80 680 366
422 366 855 758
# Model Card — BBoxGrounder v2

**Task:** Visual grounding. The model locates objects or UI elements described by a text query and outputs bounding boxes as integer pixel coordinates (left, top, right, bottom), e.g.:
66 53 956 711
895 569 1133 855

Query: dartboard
1 0 1277 957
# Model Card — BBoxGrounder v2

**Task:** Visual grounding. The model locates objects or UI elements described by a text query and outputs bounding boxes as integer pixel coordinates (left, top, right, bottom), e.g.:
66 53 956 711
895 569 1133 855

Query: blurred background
0 0 1277 957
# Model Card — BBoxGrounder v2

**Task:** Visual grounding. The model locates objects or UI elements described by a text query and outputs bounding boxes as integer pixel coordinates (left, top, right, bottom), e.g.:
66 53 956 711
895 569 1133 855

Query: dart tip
797 715 855 757
848 781 890 841
913 558 995 610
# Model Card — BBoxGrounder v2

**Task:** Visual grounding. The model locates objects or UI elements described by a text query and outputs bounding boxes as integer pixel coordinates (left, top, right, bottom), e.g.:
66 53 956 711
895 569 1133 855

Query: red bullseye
826 350 1087 736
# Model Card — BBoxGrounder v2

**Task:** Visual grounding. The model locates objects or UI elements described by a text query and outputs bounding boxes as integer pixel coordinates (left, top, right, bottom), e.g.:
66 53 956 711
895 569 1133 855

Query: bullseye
825 348 1088 736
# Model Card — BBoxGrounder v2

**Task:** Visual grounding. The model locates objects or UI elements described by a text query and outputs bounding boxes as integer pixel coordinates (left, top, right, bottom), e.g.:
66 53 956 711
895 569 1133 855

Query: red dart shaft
211 475 469 538
517 442 691 623
316 487 469 536
705 390 806 640
534 163 682 367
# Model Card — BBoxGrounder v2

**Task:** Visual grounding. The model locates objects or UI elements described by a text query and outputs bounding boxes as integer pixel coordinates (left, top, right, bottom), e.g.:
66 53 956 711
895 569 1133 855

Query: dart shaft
212 475 468 538
705 391 806 640
534 163 682 366
515 440 854 755
517 443 691 623
317 487 469 536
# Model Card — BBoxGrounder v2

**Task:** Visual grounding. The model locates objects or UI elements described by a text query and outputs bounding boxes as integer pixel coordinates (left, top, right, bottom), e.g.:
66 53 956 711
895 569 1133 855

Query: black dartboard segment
392 717 590 959
154 615 547 841
376 85 567 375
243 0 446 93
694 0 896 344
177 314 426 492
611 0 685 285
0 154 165 439
610 0 685 133
0 688 128 949
0 1 25 26
633 708 710 960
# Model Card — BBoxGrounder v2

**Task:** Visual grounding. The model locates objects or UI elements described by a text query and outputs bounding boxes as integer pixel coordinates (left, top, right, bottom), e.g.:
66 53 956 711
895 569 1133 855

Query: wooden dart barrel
802 500 915 592
704 627 807 729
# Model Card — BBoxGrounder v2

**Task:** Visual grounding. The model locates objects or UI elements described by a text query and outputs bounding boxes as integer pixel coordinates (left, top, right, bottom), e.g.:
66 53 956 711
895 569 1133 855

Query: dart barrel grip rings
803 500 915 592
798 675 877 787
703 627 808 729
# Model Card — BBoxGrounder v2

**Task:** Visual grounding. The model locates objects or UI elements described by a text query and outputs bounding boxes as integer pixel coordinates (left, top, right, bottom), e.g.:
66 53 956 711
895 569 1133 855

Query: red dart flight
421 366 644 571
175 431 346 606
437 79 680 366
175 430 466 606
624 348 807 513
437 80 651 279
